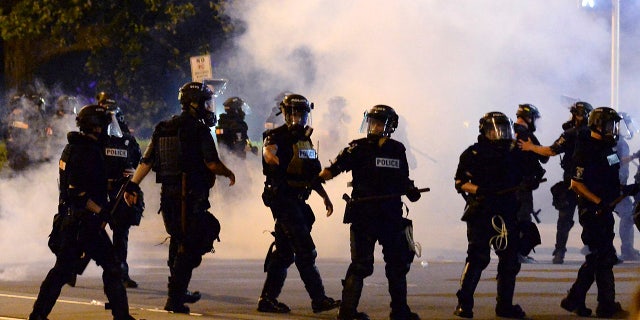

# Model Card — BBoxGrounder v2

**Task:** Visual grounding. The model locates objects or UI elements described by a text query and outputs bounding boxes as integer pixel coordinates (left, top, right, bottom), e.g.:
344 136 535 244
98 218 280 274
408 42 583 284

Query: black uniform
5 102 48 170
141 112 220 309
29 132 132 320
326 136 417 319
564 130 621 314
215 113 249 158
105 126 142 285
614 138 638 259
548 123 588 262
454 136 542 317
260 124 333 308
513 123 547 257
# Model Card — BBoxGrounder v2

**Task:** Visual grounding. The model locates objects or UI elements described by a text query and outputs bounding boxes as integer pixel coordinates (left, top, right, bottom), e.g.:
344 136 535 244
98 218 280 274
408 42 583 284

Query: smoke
210 0 640 260
3 1 640 281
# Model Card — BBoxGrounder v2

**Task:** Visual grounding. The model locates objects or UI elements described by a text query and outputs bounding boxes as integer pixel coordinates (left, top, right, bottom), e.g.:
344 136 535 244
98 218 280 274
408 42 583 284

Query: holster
461 196 482 222
550 180 570 210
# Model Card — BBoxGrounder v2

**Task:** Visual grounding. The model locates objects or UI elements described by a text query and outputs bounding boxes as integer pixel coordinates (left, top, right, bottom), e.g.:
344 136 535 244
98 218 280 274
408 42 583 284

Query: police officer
258 93 340 314
29 105 134 320
454 112 543 319
613 112 640 261
519 101 593 264
264 91 289 130
124 81 236 313
513 104 548 263
318 105 422 320
4 94 49 170
561 107 633 318
215 96 253 158
97 92 144 287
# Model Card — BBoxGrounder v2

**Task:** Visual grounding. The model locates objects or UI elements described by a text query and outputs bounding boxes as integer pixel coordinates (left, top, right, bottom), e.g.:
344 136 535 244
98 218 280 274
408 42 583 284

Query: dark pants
160 186 208 303
30 215 130 319
615 197 635 255
111 223 132 280
553 192 578 257
260 193 327 302
456 213 521 311
109 187 134 281
339 216 414 317
566 206 618 306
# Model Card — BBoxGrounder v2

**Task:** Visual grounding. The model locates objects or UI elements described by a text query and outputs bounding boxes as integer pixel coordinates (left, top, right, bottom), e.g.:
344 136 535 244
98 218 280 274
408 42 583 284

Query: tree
0 0 236 136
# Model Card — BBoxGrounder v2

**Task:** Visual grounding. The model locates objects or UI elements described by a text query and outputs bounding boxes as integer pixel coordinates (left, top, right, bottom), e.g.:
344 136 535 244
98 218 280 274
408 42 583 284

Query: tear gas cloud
2 1 640 280
214 0 640 261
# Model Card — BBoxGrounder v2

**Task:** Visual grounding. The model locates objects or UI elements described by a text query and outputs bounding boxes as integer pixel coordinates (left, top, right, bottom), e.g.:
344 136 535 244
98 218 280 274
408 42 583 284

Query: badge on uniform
105 148 128 158
298 149 317 159
376 157 400 168
607 153 620 166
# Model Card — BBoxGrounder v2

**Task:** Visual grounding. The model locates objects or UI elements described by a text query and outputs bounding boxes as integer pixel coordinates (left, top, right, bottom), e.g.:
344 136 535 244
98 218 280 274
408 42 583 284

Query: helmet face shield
483 117 515 141
360 115 389 136
285 108 309 127
602 120 619 140
359 106 398 138
204 97 215 113
107 112 124 138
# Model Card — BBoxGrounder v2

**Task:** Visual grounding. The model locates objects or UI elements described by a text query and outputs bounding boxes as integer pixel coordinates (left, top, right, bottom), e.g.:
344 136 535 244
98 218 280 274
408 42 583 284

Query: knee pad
467 252 490 270
294 249 318 269
271 250 295 269
348 262 374 278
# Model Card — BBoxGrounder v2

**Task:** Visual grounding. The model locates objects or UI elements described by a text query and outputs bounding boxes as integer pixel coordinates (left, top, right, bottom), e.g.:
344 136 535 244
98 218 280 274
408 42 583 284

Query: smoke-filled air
2 1 640 279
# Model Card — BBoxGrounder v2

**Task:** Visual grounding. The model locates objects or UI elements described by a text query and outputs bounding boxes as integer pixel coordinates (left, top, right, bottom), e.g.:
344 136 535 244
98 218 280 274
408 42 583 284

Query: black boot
257 296 291 313
165 276 189 314
390 310 420 320
28 314 49 320
560 296 592 317
596 302 629 319
495 304 526 319
183 290 201 303
338 275 365 319
311 296 340 313
164 297 190 314
337 311 370 320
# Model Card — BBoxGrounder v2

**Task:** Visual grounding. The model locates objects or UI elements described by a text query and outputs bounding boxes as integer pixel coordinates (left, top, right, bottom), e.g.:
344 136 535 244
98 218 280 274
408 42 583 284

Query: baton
342 188 430 204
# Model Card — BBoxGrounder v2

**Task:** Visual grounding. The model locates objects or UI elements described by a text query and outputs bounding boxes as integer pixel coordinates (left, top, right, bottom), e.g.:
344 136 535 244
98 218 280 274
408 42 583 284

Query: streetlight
579 0 620 111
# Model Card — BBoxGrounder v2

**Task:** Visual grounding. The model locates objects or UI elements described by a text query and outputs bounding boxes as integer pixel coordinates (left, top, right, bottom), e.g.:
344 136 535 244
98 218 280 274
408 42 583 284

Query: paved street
1 256 639 320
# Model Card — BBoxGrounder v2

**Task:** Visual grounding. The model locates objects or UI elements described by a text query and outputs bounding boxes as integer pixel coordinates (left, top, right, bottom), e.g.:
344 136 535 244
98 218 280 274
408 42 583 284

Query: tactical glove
596 200 615 215
406 187 421 202
124 180 141 194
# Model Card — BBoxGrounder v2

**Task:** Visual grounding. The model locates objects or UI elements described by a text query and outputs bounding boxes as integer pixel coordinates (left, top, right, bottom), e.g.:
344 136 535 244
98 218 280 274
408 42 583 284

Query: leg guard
455 262 483 316
339 274 364 319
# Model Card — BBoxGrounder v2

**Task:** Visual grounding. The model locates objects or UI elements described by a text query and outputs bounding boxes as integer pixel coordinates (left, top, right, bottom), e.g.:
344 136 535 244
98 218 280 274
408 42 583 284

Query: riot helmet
29 95 46 113
279 94 313 129
179 81 216 127
618 112 638 139
359 105 398 138
55 95 79 117
95 92 123 138
479 111 515 149
588 107 621 145
223 97 251 120
76 104 112 134
568 101 593 127
570 101 593 117
96 91 116 108
516 103 541 132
